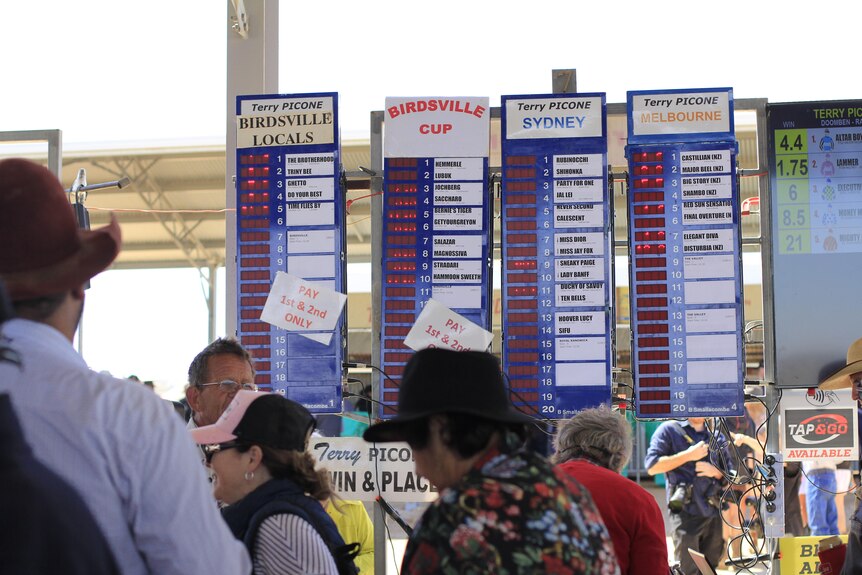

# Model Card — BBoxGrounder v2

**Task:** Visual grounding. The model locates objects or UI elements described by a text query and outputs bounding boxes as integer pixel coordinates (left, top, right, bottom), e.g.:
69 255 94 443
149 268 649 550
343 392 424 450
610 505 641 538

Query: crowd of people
2 155 861 575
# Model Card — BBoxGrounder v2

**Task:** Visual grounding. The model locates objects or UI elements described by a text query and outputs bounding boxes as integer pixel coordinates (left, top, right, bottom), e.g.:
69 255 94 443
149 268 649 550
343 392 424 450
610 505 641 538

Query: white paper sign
384 96 490 158
403 299 493 352
260 272 347 345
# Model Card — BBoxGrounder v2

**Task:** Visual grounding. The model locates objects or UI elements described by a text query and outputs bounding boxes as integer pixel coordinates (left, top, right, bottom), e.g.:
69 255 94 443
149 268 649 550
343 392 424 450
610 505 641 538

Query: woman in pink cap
192 390 358 575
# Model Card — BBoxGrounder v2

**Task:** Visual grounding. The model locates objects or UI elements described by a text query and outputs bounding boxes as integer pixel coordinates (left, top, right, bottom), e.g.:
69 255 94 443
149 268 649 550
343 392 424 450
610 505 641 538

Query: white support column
226 0 279 338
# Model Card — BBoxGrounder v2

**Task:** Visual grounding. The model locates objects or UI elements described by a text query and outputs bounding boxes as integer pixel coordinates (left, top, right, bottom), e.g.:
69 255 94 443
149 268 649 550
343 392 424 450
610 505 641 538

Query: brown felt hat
0 159 120 301
820 337 862 390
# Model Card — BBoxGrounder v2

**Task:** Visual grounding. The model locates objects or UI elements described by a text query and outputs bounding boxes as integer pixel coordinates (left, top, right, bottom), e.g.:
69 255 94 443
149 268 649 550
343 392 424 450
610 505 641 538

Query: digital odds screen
768 99 862 388
234 92 346 412
626 88 744 418
500 93 614 418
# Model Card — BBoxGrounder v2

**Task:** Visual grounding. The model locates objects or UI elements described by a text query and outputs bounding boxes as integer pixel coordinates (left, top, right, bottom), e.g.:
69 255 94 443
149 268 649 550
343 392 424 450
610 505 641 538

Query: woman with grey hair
554 407 669 575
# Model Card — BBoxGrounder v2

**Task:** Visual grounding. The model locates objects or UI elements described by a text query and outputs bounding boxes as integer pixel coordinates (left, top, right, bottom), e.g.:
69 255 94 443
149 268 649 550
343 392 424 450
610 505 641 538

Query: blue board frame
379 156 492 417
235 92 346 413
500 93 613 418
626 88 744 418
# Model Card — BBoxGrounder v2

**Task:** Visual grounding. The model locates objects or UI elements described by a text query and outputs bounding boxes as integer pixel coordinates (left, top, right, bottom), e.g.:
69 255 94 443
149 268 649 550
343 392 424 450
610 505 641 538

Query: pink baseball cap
190 390 315 450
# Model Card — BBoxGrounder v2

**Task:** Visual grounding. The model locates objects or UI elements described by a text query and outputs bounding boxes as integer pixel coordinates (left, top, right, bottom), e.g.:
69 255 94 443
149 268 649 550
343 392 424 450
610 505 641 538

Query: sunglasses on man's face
203 441 243 464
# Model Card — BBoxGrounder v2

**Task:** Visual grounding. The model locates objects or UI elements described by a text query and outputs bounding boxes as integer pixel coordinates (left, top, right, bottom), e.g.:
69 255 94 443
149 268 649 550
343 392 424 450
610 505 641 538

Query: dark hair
11 292 67 321
237 443 332 501
402 413 523 459
187 337 255 387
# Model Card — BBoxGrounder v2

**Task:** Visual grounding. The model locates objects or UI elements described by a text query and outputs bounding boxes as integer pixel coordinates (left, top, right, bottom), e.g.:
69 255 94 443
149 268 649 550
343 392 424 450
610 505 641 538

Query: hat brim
190 425 238 446
3 215 120 300
819 360 862 390
363 406 538 444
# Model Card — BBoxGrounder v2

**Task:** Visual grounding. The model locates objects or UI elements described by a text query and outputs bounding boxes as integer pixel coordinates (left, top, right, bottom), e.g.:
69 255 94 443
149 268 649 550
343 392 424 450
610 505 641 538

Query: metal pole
369 110 388 575
208 264 217 343
225 0 278 338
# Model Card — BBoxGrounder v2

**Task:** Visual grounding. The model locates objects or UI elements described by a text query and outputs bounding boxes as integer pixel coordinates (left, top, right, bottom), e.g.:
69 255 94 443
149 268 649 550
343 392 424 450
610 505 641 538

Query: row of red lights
631 151 664 163
634 231 666 242
509 365 538 376
241 270 270 281
633 204 665 215
635 164 664 175
641 404 671 414
240 179 270 191
509 246 537 257
506 168 537 179
240 166 270 177
633 217 665 229
240 205 269 216
240 153 270 164
507 260 536 270
635 257 667 268
634 192 664 203
506 194 537 205
506 181 537 192
240 192 270 203
639 350 670 361
633 177 664 189
240 257 270 268
507 207 537 218
387 183 418 193
634 244 667 254
240 244 268 255
506 155 537 165
635 283 667 295
635 270 667 281
507 272 537 284
639 390 670 400
638 323 669 333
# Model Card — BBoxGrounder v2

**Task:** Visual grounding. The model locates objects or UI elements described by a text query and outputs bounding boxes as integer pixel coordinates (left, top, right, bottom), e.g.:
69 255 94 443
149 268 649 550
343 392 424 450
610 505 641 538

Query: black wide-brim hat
363 348 536 443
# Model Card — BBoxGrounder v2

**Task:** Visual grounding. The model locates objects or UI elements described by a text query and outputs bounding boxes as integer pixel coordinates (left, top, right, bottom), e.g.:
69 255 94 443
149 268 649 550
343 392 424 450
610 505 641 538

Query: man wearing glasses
819 337 862 575
186 337 258 429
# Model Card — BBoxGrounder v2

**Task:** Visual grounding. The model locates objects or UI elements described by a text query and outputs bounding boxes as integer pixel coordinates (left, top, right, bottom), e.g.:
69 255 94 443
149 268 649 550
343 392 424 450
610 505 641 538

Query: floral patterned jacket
401 432 620 575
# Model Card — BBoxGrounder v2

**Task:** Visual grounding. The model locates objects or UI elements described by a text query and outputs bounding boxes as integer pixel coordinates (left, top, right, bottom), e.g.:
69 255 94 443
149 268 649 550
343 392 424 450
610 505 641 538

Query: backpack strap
670 421 696 445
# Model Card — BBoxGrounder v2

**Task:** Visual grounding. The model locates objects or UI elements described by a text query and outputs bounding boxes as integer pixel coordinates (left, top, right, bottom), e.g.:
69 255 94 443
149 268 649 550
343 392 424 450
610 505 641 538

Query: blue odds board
500 93 613 419
235 92 345 413
626 88 744 418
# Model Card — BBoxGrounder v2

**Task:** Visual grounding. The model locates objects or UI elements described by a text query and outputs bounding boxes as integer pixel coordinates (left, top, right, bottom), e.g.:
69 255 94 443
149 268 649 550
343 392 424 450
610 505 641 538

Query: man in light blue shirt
0 158 251 574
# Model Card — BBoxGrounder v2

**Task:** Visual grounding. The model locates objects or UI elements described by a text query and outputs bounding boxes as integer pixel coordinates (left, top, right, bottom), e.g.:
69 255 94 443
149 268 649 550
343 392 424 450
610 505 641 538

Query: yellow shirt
325 499 374 574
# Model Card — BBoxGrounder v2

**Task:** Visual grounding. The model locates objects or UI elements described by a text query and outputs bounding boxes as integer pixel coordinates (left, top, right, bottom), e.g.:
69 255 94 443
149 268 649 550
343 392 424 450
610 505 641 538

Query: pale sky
2 0 848 396
4 1 857 145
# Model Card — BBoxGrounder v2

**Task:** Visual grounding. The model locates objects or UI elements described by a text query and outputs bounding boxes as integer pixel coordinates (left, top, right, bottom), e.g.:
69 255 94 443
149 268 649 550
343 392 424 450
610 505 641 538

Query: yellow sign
779 535 847 574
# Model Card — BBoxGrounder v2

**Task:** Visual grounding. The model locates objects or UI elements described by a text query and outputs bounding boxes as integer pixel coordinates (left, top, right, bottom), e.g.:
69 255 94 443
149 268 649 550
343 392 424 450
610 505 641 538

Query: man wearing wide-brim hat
362 347 620 574
0 158 251 574
819 337 862 575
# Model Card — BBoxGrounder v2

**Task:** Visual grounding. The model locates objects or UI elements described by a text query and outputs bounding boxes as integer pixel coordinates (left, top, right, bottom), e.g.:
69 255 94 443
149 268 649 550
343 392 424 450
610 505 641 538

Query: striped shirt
253 513 338 575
